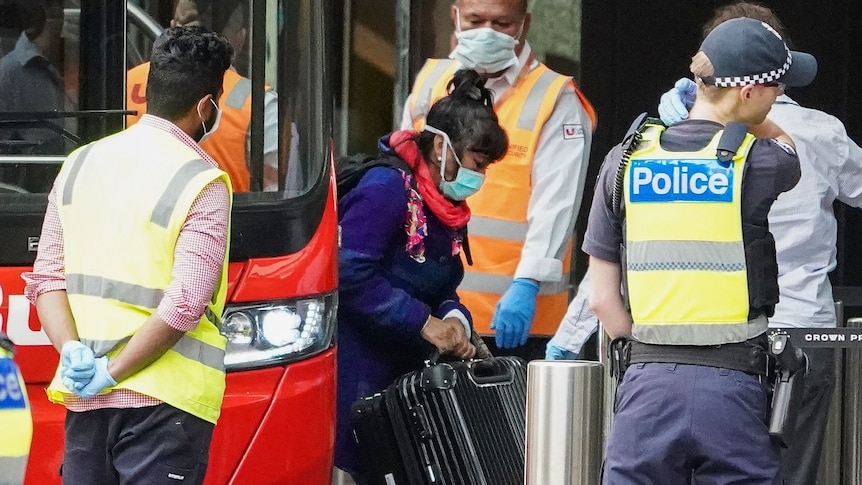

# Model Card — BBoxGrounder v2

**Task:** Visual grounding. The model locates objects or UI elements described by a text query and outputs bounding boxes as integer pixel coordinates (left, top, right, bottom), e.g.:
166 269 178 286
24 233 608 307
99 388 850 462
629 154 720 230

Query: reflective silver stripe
225 78 252 110
468 216 527 242
172 334 225 372
79 336 130 357
61 143 95 206
460 272 570 296
0 455 28 484
81 334 224 372
516 70 560 131
150 159 214 228
633 314 768 346
415 60 455 119
626 240 745 272
66 274 163 309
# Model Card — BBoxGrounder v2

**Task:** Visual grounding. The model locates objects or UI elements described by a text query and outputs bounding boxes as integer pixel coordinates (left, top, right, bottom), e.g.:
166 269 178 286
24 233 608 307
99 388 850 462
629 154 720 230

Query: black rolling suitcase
385 356 528 485
351 391 413 485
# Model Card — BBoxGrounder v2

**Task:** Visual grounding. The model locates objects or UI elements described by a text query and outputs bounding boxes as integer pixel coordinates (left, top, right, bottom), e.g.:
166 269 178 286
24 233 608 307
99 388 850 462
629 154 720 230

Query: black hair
146 26 233 121
7 0 62 40
417 69 508 163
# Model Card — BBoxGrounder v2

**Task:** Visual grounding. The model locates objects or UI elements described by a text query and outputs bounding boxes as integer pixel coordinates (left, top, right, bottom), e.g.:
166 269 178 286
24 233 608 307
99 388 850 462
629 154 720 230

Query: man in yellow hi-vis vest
0 332 32 485
585 17 815 484
401 0 597 350
22 26 233 485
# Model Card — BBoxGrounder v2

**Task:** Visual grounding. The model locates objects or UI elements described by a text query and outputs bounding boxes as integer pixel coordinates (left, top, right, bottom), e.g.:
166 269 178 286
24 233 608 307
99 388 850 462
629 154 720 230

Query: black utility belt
628 340 769 376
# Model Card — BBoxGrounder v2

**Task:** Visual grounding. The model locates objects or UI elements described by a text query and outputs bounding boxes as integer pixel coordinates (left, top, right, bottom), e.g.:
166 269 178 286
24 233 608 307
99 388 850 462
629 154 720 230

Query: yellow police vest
127 63 253 192
48 122 232 424
408 58 595 336
0 341 31 485
623 124 764 345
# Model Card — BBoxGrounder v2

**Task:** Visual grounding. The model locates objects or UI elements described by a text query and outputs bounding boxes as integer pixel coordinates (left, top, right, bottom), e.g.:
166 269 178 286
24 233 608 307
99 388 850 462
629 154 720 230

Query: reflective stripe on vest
624 124 764 345
409 59 459 129
125 63 252 191
0 455 28 485
407 59 578 335
49 124 231 423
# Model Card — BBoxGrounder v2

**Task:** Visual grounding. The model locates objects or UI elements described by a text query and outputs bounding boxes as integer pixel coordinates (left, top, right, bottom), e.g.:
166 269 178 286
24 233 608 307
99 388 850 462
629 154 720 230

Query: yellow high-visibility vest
408 58 596 336
0 340 31 485
127 63 252 192
623 123 764 345
49 122 232 423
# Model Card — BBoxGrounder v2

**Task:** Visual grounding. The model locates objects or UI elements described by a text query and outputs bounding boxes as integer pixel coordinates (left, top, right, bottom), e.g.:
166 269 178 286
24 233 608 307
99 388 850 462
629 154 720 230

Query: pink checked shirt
22 115 230 411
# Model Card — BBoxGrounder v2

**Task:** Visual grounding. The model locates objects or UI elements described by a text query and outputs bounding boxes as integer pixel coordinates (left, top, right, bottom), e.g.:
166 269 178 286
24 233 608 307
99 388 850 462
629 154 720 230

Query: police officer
0 332 32 485
585 18 815 484
401 0 596 350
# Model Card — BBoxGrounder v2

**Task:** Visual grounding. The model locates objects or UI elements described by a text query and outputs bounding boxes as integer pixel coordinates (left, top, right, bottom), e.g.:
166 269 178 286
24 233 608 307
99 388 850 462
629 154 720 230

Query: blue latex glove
74 356 117 399
545 341 578 360
60 340 96 391
658 78 697 125
491 278 539 349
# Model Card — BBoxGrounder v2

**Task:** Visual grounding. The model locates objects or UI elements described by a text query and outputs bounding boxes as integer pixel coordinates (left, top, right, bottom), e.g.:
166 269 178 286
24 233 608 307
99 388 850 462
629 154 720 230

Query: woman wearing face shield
334 68 508 483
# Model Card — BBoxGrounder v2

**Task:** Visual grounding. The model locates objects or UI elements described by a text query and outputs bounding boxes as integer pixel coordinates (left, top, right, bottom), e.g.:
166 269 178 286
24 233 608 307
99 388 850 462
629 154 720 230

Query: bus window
0 0 128 194
269 0 331 198
0 0 74 170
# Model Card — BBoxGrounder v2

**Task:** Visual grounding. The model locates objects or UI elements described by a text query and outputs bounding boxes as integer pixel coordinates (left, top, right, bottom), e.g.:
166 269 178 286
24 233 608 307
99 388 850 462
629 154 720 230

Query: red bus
0 1 338 483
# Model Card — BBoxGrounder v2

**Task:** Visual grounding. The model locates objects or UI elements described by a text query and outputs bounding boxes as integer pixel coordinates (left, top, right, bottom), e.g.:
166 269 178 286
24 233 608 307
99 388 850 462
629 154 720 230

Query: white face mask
449 7 523 74
196 97 222 143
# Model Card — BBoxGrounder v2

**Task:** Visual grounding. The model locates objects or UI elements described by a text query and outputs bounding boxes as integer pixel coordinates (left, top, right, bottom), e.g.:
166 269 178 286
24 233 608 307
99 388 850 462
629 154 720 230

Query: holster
609 337 632 386
767 331 808 448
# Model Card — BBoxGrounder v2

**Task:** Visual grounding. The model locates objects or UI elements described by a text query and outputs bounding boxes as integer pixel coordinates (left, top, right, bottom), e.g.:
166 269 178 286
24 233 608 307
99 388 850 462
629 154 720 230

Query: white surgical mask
449 7 523 74
425 124 485 201
196 97 222 143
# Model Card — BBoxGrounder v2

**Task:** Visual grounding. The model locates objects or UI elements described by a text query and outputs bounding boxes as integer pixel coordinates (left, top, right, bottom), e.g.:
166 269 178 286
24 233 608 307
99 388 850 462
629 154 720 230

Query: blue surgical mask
425 125 485 201
449 7 523 74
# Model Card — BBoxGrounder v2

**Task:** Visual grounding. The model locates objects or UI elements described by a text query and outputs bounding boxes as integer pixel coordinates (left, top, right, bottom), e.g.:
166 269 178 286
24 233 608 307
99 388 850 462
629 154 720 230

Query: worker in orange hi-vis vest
127 0 295 192
401 0 596 350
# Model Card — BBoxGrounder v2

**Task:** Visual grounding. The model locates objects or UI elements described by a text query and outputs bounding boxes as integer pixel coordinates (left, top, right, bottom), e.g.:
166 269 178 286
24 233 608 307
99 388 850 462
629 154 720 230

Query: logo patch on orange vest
507 144 528 158
563 124 584 140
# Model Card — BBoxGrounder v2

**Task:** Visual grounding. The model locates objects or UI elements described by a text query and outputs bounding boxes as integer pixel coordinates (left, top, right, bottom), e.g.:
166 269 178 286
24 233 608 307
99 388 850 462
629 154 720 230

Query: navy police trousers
603 363 782 485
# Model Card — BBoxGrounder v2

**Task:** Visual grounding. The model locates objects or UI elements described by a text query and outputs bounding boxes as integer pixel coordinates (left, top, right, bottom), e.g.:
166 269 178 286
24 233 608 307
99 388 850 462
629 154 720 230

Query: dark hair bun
447 69 494 107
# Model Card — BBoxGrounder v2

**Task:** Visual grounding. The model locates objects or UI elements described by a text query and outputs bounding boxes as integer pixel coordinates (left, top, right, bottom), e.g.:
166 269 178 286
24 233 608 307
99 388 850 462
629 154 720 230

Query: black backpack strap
335 153 412 199
716 122 748 163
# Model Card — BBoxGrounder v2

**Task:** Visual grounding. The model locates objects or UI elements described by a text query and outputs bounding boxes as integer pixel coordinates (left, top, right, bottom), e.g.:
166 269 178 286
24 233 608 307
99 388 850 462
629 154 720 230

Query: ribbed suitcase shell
351 392 413 485
385 357 527 485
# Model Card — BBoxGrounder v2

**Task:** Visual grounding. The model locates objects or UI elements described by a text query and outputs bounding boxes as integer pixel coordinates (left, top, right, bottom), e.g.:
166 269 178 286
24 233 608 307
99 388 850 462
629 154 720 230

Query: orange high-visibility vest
409 58 597 336
127 63 252 191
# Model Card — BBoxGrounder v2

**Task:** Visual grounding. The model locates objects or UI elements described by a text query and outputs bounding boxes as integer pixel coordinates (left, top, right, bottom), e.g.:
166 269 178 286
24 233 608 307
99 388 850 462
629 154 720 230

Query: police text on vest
629 159 734 203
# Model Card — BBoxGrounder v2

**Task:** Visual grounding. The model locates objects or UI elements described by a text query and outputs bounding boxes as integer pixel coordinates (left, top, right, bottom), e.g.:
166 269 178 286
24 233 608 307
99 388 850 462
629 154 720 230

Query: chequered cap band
707 22 792 87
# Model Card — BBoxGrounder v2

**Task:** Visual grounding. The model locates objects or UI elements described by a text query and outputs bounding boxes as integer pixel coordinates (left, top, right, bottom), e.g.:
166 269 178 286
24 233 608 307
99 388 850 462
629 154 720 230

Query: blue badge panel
628 159 734 203
0 357 27 409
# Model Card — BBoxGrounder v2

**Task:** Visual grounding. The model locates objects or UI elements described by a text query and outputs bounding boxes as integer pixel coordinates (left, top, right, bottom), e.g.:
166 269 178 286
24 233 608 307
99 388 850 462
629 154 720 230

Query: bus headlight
220 292 337 371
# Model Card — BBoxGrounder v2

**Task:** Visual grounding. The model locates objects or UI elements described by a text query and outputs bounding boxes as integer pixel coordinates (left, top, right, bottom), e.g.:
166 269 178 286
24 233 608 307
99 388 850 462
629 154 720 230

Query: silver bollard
816 300 844 484
843 318 862 484
525 361 604 485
